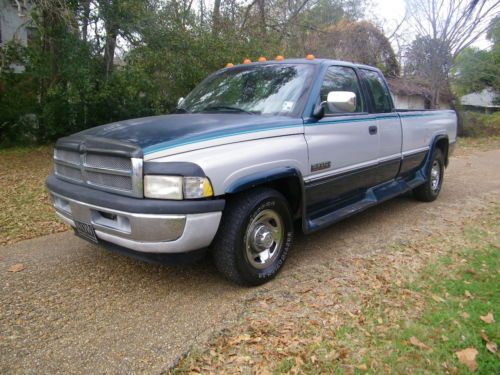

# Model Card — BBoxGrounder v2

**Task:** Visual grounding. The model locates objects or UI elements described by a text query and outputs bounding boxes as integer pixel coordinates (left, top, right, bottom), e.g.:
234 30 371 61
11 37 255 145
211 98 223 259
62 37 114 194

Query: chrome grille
54 164 83 182
54 149 81 164
53 148 143 197
85 154 132 171
86 171 133 190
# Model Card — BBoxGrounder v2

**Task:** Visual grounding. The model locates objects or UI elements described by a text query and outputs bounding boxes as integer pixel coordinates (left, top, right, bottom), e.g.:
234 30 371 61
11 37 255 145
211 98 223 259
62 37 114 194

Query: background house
386 77 452 110
460 88 499 113
0 0 33 45
1 0 33 72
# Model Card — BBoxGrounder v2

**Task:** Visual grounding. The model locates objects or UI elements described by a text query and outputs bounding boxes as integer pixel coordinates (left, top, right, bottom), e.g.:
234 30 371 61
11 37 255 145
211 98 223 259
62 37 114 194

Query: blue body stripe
144 123 304 155
144 111 454 155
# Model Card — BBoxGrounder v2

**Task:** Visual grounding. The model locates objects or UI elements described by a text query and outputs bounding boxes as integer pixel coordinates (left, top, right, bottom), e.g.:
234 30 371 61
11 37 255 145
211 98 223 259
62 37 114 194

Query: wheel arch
433 135 450 167
225 167 305 219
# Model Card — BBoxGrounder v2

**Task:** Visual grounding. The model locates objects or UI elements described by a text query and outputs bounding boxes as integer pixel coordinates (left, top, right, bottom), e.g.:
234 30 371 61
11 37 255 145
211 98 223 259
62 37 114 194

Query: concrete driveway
1 149 499 374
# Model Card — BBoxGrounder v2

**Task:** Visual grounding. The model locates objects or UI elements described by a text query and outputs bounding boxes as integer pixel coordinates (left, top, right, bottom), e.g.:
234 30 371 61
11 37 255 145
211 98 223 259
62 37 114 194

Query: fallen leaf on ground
486 342 497 354
8 263 25 273
464 290 472 298
431 294 445 303
228 334 251 345
455 348 478 371
480 312 494 324
480 330 490 342
356 364 368 371
409 336 431 350
460 312 470 319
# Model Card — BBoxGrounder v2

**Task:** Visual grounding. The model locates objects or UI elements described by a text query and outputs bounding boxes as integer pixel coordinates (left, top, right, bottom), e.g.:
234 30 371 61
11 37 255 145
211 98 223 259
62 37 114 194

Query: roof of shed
386 77 453 102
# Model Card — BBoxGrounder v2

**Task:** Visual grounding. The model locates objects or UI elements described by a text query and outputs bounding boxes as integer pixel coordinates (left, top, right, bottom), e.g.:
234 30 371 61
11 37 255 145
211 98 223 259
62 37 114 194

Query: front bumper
46 175 224 253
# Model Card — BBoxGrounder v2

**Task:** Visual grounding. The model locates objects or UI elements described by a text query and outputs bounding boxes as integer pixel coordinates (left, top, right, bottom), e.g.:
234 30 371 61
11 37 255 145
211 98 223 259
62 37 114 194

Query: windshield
179 64 315 116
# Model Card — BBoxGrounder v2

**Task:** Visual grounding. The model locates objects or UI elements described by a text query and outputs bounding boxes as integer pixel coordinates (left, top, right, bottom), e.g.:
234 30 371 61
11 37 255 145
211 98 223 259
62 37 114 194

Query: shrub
458 110 500 137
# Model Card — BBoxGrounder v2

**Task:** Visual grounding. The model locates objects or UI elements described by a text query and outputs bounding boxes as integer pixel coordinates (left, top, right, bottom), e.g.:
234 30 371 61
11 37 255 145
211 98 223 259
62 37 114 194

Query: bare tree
405 0 500 107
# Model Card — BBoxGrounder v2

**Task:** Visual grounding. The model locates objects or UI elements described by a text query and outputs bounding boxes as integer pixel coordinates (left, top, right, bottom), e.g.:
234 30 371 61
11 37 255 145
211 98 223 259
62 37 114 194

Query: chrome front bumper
51 192 222 253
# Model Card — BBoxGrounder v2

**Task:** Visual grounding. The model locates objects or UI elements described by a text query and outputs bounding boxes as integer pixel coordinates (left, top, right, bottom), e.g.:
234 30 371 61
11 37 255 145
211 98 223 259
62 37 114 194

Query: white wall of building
0 0 31 46
392 94 426 110
392 94 451 110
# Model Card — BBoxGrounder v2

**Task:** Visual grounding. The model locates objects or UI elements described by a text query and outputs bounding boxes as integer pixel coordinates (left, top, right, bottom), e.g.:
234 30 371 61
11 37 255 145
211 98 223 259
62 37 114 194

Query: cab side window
361 69 393 113
320 66 364 114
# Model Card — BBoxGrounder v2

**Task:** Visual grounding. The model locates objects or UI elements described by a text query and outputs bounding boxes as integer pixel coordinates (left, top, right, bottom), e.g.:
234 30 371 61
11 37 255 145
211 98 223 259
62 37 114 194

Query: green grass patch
353 218 499 373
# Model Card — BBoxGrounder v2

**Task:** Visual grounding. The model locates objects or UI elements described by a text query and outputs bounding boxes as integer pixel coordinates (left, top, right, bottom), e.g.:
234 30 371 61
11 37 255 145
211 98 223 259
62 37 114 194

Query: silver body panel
304 114 379 180
151 134 310 196
399 111 457 154
377 115 402 161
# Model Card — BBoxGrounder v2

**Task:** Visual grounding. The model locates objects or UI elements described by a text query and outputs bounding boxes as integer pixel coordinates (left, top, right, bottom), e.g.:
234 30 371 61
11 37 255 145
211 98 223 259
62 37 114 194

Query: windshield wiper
174 107 188 114
202 105 256 115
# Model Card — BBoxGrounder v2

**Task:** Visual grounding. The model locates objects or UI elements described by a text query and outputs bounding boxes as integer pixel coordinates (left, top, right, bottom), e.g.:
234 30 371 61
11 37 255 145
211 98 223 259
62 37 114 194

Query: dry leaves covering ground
170 204 499 374
0 146 66 245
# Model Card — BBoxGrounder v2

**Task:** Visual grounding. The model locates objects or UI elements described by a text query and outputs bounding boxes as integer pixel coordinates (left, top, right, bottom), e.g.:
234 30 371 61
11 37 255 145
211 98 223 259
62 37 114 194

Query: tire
212 188 294 286
413 148 444 202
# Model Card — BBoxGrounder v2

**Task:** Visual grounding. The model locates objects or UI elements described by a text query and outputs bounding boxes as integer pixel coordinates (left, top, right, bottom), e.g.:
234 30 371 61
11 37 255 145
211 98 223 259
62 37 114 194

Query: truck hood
73 113 304 159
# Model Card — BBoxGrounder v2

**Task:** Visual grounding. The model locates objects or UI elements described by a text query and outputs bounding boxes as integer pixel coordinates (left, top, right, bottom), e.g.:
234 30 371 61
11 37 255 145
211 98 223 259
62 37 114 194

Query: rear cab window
360 69 393 113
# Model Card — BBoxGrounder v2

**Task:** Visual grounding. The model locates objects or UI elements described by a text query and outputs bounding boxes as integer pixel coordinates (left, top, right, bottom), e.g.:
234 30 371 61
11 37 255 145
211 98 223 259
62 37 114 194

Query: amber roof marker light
306 54 315 60
258 56 267 62
225 63 234 68
243 58 252 64
275 55 284 61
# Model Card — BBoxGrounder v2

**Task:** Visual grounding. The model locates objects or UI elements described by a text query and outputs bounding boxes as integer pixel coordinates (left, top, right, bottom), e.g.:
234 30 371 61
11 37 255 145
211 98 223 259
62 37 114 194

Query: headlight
144 176 183 199
144 175 213 200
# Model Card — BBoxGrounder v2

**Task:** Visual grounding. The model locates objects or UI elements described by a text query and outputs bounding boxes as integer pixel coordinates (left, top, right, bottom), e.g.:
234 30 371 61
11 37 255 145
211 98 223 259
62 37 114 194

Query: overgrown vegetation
1 1 498 146
452 16 500 101
459 111 500 138
169 204 499 374
0 0 373 146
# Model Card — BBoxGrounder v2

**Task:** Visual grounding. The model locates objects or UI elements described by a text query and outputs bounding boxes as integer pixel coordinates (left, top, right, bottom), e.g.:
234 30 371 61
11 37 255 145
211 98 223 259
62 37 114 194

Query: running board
305 172 426 233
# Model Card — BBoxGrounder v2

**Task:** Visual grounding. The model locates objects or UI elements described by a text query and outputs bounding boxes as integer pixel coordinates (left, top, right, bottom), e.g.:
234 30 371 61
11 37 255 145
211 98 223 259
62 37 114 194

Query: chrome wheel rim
430 160 441 192
245 209 284 269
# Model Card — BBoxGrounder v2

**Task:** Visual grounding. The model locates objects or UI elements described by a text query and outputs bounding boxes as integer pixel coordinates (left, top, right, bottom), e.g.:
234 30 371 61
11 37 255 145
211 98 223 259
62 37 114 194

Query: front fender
226 167 303 193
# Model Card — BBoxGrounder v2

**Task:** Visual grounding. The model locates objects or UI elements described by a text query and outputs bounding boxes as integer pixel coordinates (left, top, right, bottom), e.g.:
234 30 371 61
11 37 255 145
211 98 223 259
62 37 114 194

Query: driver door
304 65 380 210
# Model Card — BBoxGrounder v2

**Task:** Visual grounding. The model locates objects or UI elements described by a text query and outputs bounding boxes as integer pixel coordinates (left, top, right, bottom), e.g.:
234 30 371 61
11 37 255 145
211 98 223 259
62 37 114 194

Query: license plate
74 221 98 244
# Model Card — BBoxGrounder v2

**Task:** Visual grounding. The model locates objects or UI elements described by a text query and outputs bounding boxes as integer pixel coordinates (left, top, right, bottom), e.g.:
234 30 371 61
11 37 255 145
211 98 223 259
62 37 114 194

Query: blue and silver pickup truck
46 58 457 285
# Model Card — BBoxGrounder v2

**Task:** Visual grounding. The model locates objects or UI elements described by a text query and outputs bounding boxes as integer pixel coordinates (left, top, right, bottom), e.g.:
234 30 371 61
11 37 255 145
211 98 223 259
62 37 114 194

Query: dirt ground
1 148 499 374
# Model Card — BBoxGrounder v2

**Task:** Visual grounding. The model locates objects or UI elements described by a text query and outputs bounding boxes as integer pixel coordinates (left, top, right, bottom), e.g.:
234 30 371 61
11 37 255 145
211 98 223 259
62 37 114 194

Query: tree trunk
257 0 266 35
82 0 91 42
103 26 117 80
212 0 221 34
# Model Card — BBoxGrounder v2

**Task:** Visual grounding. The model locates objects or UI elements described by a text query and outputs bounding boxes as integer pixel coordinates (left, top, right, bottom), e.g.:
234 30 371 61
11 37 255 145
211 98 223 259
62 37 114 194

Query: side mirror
326 91 356 113
177 97 185 107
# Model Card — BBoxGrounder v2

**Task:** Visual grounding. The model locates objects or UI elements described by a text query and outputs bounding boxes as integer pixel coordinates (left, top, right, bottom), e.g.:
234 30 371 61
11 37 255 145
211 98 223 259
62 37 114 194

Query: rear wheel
413 149 444 202
212 188 294 286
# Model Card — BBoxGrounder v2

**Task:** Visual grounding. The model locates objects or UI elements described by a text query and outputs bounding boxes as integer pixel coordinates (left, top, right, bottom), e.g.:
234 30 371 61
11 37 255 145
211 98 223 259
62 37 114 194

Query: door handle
369 125 378 135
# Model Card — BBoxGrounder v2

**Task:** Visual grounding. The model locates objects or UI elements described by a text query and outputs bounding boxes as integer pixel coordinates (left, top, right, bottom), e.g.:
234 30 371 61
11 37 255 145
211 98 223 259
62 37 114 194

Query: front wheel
212 188 294 286
413 148 444 202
